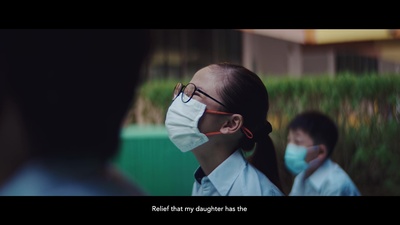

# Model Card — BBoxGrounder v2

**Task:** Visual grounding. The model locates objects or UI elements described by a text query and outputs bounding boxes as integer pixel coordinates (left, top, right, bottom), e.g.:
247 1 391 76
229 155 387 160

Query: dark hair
0 29 151 161
209 62 283 192
287 110 338 157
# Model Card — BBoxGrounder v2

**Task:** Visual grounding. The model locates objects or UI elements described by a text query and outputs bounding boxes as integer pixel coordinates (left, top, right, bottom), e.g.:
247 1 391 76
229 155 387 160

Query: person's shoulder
1 160 148 196
46 175 148 196
319 161 360 196
246 165 284 196
328 160 355 181
104 166 148 196
320 181 361 196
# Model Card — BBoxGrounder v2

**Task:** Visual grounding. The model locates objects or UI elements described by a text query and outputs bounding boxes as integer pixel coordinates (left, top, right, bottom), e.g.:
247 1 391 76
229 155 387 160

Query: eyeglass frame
172 82 227 108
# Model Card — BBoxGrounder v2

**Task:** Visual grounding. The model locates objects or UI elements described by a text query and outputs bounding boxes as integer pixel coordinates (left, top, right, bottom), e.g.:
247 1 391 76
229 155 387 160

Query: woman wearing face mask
284 110 361 196
165 62 284 196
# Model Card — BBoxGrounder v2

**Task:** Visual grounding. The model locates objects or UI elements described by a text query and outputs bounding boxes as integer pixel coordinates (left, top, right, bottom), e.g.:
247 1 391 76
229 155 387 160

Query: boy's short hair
287 110 338 157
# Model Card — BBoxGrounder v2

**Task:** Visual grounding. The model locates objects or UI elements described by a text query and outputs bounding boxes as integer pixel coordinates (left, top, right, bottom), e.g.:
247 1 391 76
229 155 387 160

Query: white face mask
165 96 209 152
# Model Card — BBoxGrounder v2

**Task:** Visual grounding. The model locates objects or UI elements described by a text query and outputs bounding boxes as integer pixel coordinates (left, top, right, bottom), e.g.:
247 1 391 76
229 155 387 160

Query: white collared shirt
192 149 283 196
289 159 361 196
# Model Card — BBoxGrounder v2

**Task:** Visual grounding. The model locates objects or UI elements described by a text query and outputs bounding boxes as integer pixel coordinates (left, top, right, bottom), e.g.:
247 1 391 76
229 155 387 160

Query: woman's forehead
191 68 225 92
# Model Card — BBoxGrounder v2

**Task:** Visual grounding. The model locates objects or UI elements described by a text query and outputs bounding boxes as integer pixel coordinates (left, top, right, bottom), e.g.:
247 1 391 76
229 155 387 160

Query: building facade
147 29 400 78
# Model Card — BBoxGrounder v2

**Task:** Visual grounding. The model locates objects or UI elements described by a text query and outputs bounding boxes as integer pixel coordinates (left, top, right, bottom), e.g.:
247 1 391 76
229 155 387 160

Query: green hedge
128 73 400 196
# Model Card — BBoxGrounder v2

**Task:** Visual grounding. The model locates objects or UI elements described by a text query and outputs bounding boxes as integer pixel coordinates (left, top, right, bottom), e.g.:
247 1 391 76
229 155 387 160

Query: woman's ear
220 114 243 134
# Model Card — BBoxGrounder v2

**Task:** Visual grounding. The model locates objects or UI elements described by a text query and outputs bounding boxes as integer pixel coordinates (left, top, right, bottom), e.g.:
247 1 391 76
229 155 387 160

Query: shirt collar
193 149 247 196
307 158 333 189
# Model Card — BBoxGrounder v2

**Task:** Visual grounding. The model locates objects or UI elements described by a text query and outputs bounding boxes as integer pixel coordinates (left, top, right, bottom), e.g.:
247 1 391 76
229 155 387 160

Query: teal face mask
284 143 316 175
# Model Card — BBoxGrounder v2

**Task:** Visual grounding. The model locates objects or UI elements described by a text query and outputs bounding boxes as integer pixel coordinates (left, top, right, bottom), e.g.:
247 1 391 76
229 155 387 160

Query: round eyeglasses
172 82 226 108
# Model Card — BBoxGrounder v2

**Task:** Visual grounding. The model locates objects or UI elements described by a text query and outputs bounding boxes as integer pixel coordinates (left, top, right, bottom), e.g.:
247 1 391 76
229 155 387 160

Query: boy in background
284 110 360 196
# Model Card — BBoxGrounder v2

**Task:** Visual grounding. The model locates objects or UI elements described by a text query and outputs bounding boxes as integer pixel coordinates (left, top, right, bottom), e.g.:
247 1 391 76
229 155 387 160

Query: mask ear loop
204 131 221 136
241 127 253 139
204 109 253 139
308 145 320 152
205 127 253 138
205 109 231 115
306 145 323 169
203 110 231 136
